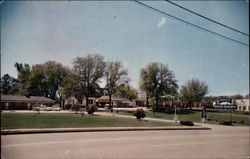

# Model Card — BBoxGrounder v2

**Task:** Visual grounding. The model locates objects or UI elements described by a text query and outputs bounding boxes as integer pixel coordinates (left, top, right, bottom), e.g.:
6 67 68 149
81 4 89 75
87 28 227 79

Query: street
1 125 249 159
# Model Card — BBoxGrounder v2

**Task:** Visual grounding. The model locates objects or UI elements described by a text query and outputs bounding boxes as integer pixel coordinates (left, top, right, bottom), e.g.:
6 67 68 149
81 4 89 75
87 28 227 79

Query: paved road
2 126 249 159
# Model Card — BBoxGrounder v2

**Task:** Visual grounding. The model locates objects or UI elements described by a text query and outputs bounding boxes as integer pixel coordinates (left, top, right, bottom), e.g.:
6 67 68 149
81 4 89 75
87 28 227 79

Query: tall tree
62 72 83 99
105 61 128 108
43 61 70 100
140 63 178 111
14 62 31 95
114 84 138 100
179 79 208 109
1 74 11 94
73 54 106 106
28 61 69 100
1 74 20 95
28 64 47 96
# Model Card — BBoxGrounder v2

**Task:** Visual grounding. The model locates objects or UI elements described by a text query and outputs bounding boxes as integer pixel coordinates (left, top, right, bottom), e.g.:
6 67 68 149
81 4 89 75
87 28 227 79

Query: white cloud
158 17 166 28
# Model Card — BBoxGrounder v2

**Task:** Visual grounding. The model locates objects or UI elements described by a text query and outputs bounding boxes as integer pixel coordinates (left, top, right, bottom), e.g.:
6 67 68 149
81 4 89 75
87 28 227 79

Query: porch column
27 103 31 110
5 102 9 110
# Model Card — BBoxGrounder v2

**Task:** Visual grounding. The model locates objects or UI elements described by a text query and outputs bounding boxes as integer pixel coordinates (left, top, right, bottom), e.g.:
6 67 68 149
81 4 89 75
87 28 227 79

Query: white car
45 107 52 111
39 105 47 111
52 106 61 111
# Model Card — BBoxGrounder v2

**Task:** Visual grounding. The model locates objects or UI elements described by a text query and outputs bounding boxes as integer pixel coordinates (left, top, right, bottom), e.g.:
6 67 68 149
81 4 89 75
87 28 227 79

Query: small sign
213 105 237 110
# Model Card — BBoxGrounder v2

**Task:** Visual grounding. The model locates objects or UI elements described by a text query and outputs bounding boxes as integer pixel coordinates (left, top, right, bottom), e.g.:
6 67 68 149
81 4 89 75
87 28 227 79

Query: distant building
236 99 249 111
95 96 135 107
82 97 97 106
135 97 147 107
0 95 54 110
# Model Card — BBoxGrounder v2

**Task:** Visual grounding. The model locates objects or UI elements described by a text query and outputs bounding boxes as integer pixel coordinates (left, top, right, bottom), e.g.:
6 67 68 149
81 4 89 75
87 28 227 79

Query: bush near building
86 105 98 115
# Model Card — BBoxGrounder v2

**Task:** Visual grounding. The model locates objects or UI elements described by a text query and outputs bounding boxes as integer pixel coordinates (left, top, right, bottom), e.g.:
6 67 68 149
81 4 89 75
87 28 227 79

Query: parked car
39 105 47 111
52 106 61 111
45 107 52 111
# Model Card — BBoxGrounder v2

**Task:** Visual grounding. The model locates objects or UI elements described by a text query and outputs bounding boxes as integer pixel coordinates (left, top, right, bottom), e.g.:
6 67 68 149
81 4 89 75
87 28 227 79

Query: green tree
28 64 47 97
105 61 128 108
28 61 69 100
62 72 83 100
204 96 219 102
114 84 138 100
43 61 70 100
73 54 106 106
140 63 178 111
1 74 20 95
230 94 244 100
14 62 31 95
179 79 208 110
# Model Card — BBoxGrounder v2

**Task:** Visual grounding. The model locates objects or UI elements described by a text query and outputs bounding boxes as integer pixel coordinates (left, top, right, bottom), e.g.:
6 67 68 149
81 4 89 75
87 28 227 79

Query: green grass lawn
1 113 177 129
192 108 250 116
118 110 250 125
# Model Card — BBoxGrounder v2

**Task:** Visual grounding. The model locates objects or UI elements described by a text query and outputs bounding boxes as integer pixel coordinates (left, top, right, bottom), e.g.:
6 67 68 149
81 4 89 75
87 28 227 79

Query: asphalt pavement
1 110 249 159
1 125 249 159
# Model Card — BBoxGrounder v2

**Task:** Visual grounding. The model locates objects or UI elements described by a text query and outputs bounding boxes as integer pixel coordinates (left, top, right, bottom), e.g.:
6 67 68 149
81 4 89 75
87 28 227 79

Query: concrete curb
1 126 211 135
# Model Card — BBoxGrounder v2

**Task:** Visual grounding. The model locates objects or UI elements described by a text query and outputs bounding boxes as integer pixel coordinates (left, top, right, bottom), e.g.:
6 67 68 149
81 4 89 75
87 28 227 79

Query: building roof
0 95 55 103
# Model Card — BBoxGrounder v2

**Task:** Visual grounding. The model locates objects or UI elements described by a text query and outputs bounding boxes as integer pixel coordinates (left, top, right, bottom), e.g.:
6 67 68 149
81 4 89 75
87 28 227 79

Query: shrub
165 108 175 114
180 121 194 126
177 109 193 114
134 108 146 120
86 105 98 115
220 121 232 125
156 107 166 113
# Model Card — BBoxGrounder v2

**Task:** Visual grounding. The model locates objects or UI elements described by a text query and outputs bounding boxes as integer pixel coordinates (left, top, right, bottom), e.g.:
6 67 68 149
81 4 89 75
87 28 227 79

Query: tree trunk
171 100 174 109
146 95 149 108
62 99 65 109
86 96 89 106
109 94 112 109
59 96 62 108
155 97 159 112
189 102 192 110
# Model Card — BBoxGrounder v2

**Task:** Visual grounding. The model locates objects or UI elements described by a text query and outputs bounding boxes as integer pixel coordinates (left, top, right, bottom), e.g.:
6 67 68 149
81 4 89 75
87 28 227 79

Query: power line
134 0 249 47
165 0 249 37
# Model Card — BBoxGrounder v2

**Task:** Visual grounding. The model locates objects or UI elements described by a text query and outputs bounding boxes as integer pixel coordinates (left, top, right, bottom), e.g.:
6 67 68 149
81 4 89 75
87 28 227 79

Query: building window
88 100 93 104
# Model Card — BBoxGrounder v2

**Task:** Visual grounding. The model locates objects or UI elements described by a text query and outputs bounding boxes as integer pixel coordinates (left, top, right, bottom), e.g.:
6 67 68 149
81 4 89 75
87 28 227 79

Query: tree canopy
140 63 178 110
1 74 20 95
179 79 208 109
14 62 31 95
114 84 138 100
105 61 129 107
73 54 106 106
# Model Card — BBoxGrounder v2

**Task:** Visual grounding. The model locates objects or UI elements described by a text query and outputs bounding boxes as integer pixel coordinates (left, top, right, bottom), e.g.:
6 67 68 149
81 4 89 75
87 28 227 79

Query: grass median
1 113 177 129
118 110 250 125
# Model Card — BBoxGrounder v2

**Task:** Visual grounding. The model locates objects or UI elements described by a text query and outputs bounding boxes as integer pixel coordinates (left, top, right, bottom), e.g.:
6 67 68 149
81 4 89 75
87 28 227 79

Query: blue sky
1 1 249 96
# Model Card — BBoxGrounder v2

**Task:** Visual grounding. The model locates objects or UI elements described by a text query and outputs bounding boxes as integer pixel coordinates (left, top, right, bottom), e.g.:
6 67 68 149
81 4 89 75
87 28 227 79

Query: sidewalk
95 112 199 125
94 112 233 129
